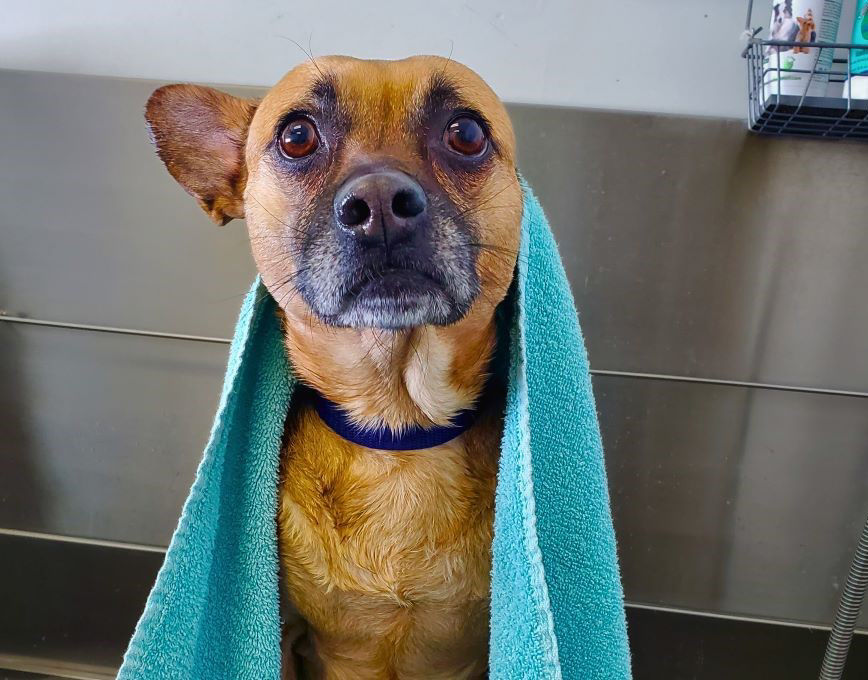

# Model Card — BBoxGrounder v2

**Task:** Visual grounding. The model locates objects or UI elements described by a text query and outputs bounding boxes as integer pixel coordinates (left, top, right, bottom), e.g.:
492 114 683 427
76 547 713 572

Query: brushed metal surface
596 375 868 629
0 321 224 546
0 671 102 680
3 534 867 680
626 607 868 680
508 104 868 393
0 70 259 339
3 70 868 390
0 534 161 675
2 316 866 627
2 69 868 645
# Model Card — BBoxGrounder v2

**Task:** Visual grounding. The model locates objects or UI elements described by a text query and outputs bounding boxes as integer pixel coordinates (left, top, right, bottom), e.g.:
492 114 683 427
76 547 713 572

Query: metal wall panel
2 318 866 628
0 534 161 677
626 607 868 680
3 70 868 391
0 70 259 339
508 104 868 393
2 535 867 680
0 322 225 546
596 375 868 628
2 69 868 666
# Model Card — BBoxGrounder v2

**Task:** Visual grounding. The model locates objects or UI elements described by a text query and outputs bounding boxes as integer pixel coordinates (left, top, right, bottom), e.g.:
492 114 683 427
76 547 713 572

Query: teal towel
118 185 631 680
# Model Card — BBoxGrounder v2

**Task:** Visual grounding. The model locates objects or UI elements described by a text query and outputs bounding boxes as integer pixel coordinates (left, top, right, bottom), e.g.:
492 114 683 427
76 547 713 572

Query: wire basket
745 37 868 140
745 38 868 139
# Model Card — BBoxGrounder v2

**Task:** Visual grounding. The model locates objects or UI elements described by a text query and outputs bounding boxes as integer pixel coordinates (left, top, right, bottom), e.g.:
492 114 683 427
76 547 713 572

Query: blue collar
313 393 479 451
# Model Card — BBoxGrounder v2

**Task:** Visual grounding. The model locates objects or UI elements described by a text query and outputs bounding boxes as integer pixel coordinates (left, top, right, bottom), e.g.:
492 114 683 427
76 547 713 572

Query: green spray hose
818 513 868 680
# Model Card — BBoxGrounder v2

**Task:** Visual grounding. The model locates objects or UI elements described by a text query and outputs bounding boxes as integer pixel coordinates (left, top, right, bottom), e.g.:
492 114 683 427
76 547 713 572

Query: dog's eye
444 116 487 156
279 117 320 158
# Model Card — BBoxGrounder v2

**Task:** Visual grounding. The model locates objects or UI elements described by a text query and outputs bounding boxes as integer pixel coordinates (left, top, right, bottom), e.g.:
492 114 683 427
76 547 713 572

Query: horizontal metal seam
625 600 867 636
591 369 868 399
0 527 167 553
0 314 230 344
2 527 865 637
0 653 116 680
2 314 866 399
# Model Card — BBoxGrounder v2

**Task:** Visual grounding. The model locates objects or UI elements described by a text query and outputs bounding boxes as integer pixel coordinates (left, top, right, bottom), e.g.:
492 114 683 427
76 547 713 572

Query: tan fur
145 84 256 224
244 57 521 429
145 56 523 679
280 392 502 679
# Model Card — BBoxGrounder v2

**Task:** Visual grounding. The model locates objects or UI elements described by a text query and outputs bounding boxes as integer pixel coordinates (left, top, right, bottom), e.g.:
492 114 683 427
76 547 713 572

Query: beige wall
4 0 859 118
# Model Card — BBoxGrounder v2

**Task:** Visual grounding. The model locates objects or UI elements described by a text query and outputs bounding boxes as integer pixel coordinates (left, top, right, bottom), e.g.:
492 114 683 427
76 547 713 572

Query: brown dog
794 9 816 53
144 56 523 679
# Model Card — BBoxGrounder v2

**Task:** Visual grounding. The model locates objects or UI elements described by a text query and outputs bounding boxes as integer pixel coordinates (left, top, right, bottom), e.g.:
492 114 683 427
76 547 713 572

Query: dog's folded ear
145 84 257 225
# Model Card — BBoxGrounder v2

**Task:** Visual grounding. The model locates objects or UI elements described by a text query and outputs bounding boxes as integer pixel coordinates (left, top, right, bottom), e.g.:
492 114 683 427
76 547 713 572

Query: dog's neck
280 309 496 430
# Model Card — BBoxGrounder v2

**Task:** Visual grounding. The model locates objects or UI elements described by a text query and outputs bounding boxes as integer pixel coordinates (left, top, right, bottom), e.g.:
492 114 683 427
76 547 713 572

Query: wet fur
145 56 523 679
279 387 503 679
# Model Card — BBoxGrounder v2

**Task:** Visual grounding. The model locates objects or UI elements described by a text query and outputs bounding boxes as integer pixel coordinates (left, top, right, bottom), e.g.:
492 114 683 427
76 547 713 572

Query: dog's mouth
324 265 459 330
348 267 442 299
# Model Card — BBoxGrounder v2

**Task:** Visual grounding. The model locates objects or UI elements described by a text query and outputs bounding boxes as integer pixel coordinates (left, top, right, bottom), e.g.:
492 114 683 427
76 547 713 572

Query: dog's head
146 56 521 335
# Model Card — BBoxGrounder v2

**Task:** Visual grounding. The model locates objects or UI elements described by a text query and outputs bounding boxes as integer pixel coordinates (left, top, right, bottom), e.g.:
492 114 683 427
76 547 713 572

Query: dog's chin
318 269 466 330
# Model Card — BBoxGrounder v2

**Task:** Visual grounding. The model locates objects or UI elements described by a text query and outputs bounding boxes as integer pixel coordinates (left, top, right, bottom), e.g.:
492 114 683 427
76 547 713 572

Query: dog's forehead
247 56 514 157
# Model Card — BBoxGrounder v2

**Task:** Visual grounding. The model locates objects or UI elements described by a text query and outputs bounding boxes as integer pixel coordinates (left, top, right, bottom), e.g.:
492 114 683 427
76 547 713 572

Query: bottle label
852 0 868 75
763 1 843 96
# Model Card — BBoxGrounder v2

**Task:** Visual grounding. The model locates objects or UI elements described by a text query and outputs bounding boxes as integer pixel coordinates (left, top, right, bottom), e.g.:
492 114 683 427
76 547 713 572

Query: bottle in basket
763 0 843 99
845 0 868 98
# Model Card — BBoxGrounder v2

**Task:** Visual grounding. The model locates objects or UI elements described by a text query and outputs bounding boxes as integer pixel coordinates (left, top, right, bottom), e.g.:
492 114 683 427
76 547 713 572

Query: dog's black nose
333 170 427 248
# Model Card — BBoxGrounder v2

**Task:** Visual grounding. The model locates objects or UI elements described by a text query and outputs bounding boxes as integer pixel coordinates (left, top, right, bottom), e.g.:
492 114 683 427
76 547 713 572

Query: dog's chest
278 401 500 676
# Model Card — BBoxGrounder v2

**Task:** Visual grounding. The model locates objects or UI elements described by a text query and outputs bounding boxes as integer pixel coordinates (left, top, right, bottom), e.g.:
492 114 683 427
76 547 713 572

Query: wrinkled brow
310 76 340 117
415 74 490 131
271 72 491 142
273 74 349 136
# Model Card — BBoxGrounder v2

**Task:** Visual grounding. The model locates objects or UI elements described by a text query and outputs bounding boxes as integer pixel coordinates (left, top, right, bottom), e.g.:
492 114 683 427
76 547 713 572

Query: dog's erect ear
145 84 257 225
